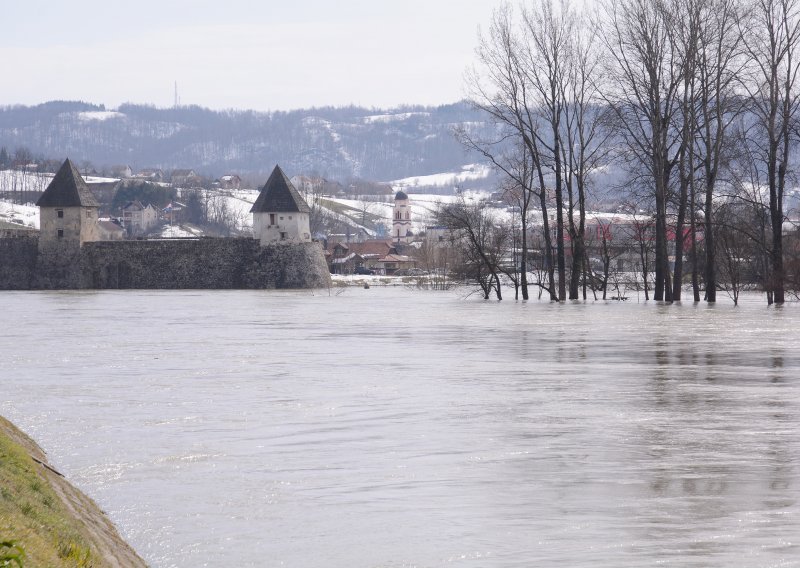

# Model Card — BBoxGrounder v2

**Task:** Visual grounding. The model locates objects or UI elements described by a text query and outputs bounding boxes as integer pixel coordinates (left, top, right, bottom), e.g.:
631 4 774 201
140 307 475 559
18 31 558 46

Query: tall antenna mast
174 81 179 108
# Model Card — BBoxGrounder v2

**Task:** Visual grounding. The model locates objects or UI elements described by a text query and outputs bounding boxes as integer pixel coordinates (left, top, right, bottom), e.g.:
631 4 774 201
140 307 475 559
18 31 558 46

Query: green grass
0 419 95 567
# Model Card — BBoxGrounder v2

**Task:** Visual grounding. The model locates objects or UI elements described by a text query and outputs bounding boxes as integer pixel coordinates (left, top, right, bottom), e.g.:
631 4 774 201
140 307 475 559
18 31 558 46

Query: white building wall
254 211 311 245
393 199 412 242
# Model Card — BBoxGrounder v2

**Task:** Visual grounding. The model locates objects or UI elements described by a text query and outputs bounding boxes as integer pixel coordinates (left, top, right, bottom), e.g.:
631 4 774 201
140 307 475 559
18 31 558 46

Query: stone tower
251 165 311 245
393 190 412 243
35 158 100 249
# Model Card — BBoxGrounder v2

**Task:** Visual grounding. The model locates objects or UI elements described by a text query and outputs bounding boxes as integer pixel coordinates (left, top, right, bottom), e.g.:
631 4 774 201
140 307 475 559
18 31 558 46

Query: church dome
395 190 408 200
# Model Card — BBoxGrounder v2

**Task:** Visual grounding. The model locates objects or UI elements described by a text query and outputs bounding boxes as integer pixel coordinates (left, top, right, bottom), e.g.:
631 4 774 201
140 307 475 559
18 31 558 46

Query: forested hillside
0 100 493 181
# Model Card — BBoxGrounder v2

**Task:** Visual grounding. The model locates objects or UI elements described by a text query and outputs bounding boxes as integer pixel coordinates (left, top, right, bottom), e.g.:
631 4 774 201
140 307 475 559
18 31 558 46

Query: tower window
57 209 64 218
57 229 64 239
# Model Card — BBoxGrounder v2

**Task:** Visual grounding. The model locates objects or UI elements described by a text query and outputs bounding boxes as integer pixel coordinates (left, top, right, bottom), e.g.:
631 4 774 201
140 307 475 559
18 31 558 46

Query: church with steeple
392 190 412 243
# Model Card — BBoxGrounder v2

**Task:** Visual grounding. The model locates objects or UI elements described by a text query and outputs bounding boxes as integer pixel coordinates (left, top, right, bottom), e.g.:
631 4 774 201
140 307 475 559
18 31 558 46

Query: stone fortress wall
0 236 331 290
1 161 331 290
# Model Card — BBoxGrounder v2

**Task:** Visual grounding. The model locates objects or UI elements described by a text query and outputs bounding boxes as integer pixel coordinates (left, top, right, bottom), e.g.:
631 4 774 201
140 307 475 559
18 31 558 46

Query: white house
121 200 159 236
251 165 311 245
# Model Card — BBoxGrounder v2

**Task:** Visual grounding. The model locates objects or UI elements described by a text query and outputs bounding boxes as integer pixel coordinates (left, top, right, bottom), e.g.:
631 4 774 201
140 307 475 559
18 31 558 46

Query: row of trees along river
437 0 800 305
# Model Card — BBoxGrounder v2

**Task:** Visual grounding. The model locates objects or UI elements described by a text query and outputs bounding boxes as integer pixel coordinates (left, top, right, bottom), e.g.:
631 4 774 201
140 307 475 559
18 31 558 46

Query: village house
325 239 417 275
251 165 312 245
217 174 242 190
110 164 133 178
96 219 126 240
327 228 371 245
170 169 199 187
327 243 365 274
134 168 164 182
121 200 160 236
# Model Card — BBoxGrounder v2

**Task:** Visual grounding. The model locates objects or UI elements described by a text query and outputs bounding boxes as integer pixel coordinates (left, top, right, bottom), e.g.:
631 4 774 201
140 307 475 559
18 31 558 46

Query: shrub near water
0 421 93 567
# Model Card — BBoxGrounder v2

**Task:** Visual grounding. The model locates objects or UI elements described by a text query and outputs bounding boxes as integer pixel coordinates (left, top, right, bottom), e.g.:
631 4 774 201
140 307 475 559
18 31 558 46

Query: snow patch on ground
160 224 202 238
0 199 39 229
362 112 431 124
392 164 491 189
85 175 121 183
77 111 125 121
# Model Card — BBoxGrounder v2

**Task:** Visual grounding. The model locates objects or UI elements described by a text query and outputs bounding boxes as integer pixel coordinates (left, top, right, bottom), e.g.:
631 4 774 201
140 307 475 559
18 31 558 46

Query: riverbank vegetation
0 417 145 567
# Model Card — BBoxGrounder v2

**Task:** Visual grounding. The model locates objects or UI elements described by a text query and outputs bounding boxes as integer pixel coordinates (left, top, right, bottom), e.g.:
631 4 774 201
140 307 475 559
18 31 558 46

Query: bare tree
716 201 756 304
728 121 776 296
461 3 557 300
740 0 800 304
437 197 510 299
602 0 687 302
299 175 327 236
521 0 571 300
561 6 612 299
691 0 747 302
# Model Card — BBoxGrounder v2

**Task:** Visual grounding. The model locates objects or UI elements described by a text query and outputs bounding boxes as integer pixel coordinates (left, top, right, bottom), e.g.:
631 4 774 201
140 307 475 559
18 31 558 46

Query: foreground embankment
0 416 146 567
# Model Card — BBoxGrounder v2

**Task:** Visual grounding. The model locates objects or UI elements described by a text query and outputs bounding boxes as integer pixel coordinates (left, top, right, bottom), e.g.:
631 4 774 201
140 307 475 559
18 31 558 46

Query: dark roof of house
97 220 125 233
250 165 310 214
327 239 396 256
36 159 100 208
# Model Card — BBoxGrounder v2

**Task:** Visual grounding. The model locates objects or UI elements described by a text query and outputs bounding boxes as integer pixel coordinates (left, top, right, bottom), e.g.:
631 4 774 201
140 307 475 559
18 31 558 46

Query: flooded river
1 288 798 567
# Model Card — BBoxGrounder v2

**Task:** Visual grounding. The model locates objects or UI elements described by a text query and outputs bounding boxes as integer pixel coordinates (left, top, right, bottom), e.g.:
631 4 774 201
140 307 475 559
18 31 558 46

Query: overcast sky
0 0 505 112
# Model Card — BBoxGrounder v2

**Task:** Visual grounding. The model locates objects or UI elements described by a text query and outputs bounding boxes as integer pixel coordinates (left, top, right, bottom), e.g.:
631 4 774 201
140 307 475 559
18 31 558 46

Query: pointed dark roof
395 190 408 200
36 159 99 208
250 165 310 214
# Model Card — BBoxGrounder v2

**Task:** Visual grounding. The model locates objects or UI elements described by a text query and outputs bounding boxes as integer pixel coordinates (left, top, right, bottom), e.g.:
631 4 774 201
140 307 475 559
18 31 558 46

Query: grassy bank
0 416 146 567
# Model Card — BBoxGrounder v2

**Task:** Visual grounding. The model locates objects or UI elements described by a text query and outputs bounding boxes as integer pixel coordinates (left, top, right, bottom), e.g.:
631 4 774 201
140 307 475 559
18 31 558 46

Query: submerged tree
437 197 510 300
740 0 800 304
461 3 557 300
602 0 687 302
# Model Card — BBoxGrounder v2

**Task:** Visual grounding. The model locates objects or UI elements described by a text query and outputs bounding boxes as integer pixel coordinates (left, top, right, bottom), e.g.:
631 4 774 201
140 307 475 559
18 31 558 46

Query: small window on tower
269 213 276 225
57 209 64 218
86 210 92 218
57 229 64 239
